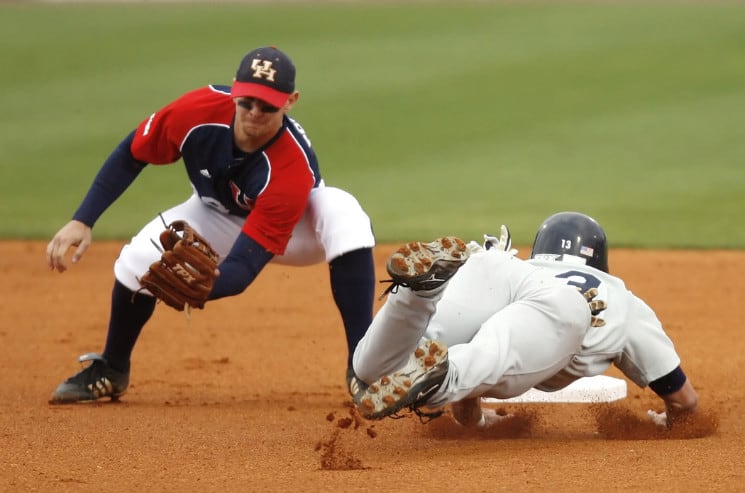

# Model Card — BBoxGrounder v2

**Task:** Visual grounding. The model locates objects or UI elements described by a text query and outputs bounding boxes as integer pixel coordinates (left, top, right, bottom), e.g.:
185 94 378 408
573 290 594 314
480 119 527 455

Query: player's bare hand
478 407 513 428
46 220 92 273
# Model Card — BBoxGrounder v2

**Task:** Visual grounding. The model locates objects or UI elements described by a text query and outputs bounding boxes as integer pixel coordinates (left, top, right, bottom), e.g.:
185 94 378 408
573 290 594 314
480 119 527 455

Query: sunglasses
236 98 281 114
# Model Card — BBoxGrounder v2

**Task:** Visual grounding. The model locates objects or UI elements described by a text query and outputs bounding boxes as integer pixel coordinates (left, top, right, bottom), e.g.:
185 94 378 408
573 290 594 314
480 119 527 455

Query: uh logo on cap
250 59 277 82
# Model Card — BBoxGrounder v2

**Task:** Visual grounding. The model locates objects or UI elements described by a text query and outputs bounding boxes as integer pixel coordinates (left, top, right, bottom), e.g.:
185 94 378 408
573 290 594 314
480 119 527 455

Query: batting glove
484 225 518 256
647 409 669 428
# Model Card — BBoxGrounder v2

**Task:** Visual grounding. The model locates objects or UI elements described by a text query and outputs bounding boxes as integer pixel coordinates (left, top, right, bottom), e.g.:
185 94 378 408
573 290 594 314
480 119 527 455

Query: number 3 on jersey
555 270 607 327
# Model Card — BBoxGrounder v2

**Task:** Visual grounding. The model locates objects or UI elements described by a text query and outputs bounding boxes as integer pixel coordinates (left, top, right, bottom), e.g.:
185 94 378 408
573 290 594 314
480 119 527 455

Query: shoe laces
411 406 444 423
385 405 444 423
68 359 108 385
377 279 406 300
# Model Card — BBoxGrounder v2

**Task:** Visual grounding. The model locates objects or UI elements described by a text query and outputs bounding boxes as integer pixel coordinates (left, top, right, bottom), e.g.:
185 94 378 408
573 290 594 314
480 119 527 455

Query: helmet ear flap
530 212 609 273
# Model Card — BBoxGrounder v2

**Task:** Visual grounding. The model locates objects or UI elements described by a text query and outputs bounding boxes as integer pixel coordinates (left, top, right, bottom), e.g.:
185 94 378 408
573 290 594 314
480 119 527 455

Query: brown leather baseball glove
138 220 219 311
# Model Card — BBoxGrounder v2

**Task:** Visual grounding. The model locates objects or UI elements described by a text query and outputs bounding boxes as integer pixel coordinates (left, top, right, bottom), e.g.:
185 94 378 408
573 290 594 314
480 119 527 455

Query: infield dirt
1 241 742 491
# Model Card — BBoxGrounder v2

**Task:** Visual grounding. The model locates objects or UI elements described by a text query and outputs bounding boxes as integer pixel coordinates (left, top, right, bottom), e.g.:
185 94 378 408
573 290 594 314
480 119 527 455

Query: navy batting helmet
530 212 609 273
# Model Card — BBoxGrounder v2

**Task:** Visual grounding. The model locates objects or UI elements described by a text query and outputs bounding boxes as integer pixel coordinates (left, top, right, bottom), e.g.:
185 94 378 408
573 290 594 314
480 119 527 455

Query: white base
481 375 627 404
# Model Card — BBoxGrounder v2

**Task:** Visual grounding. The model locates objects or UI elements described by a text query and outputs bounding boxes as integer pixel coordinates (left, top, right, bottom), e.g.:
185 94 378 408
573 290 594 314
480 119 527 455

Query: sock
328 248 375 368
102 280 156 373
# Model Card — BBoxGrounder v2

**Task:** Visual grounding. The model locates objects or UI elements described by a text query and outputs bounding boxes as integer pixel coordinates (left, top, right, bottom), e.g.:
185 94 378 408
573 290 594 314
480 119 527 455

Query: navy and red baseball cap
231 46 295 108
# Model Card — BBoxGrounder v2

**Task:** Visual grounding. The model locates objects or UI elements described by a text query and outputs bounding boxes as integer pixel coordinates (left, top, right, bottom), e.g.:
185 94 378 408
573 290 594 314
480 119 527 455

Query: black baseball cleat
381 236 469 296
49 353 129 404
356 340 449 420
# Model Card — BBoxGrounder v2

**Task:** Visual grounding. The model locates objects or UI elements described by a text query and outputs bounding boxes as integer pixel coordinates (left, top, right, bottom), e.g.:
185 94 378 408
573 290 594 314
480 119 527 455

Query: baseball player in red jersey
46 46 376 403
350 213 698 429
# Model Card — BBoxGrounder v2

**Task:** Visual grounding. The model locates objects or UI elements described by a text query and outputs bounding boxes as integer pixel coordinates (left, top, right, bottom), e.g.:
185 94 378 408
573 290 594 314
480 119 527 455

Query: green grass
1 3 743 248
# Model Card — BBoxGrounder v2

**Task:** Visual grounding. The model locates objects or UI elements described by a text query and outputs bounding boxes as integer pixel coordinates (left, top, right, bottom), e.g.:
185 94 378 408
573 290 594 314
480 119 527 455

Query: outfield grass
1 3 743 247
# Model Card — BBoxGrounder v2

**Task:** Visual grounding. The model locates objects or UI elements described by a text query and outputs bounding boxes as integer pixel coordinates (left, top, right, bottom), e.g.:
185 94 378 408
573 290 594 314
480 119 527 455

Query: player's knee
114 242 160 292
311 187 375 259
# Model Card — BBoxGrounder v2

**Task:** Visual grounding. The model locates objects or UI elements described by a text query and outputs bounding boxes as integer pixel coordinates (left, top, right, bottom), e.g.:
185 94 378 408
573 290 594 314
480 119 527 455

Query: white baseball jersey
352 244 681 408
525 257 680 392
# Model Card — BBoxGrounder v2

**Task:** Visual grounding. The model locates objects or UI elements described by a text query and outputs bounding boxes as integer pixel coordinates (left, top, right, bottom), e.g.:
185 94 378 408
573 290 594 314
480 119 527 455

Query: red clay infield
1 241 742 491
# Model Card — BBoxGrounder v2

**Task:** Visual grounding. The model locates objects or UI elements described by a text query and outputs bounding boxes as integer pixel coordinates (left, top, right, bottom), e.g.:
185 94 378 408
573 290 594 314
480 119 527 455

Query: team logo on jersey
229 181 255 212
250 59 277 82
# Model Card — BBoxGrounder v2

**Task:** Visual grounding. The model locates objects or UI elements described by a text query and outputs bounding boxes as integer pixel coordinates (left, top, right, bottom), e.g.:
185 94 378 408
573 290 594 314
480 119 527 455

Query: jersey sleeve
614 293 682 387
241 133 316 255
130 86 233 164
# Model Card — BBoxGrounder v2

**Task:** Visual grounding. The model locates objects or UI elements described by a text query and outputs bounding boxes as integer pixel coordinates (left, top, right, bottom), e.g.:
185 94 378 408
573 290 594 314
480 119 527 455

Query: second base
481 375 627 404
